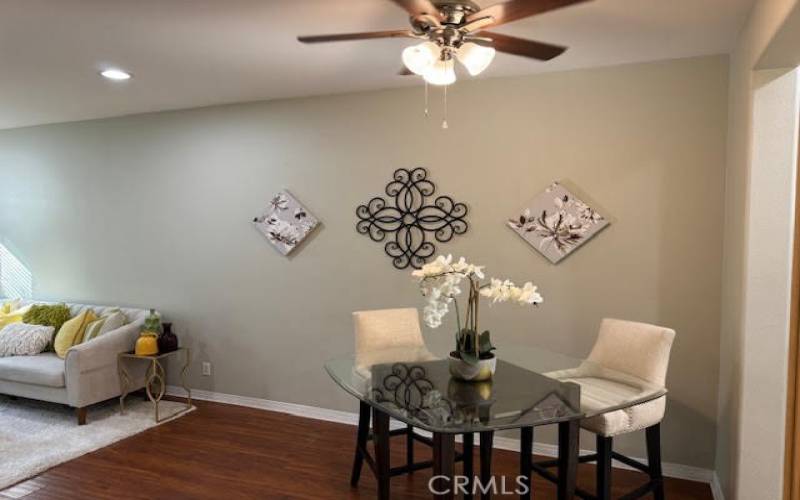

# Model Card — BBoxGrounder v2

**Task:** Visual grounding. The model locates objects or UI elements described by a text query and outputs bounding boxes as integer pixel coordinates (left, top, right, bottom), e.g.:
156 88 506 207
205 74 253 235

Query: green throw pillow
22 304 72 333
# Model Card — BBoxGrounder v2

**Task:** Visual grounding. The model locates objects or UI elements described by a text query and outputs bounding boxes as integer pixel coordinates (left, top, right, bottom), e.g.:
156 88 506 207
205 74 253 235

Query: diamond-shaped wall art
253 190 319 256
507 182 609 264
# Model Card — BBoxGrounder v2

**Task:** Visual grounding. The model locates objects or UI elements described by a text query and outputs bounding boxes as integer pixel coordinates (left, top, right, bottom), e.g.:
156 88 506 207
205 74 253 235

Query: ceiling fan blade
298 30 412 44
467 0 591 29
475 31 567 61
389 0 442 19
398 67 415 76
460 16 496 33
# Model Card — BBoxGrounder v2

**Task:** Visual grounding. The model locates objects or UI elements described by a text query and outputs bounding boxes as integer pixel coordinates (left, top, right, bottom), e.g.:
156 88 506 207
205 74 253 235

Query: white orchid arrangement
412 255 543 365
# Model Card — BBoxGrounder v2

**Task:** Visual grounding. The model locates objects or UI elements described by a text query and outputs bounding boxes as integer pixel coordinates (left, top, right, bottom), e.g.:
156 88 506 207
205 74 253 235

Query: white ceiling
0 0 755 130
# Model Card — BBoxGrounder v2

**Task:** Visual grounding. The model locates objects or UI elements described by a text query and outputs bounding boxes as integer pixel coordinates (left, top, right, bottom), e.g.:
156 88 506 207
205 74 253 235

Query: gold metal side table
118 347 192 423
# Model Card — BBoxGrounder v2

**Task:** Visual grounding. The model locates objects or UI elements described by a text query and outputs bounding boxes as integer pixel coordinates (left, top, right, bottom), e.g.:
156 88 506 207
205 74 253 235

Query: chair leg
372 408 391 500
519 427 533 500
350 401 371 487
406 423 415 469
76 407 87 426
596 435 612 500
646 424 665 500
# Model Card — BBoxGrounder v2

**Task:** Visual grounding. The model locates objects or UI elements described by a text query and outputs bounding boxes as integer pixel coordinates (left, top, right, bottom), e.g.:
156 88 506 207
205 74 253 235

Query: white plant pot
448 352 497 382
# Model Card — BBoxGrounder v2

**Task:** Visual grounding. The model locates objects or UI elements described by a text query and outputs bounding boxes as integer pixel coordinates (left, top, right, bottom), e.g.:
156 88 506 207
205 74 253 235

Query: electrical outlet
202 362 212 376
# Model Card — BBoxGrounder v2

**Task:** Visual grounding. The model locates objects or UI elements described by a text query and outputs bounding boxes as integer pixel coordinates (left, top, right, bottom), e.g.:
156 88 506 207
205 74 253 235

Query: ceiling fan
298 0 590 86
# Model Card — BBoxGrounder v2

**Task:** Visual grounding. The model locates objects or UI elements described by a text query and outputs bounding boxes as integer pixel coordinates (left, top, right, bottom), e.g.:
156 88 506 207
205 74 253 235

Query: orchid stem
453 297 462 351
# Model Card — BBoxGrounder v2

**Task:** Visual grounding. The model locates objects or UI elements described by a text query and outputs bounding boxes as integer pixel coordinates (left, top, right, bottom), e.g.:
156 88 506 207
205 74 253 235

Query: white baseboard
167 386 715 486
487 435 712 483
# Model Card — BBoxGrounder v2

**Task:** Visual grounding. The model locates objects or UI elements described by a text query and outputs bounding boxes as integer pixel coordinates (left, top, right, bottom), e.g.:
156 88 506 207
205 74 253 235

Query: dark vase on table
158 322 179 353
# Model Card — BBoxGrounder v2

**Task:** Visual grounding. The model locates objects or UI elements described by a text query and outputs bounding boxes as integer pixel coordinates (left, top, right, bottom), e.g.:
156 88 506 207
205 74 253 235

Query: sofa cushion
580 396 666 437
0 323 55 356
0 352 65 387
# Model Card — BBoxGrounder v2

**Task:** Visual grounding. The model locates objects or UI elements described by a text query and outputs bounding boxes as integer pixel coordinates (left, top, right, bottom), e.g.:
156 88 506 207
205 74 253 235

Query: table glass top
325 344 666 434
118 347 187 360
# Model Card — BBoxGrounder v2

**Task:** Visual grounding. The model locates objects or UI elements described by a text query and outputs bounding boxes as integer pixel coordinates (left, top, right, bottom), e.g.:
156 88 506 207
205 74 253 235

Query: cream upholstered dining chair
540 318 675 500
349 308 440 487
353 307 436 373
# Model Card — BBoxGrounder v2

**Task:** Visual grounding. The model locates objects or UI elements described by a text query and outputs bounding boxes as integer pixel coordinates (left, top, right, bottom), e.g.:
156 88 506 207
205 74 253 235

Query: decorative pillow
75 309 98 345
0 323 55 357
82 310 128 343
98 311 127 337
23 304 72 333
0 304 31 329
81 315 107 344
54 309 97 358
1 300 20 314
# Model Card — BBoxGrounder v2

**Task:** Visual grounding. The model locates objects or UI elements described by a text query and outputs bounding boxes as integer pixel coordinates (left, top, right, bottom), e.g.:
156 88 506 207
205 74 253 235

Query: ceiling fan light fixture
402 42 440 76
456 42 495 76
99 68 132 81
423 57 456 86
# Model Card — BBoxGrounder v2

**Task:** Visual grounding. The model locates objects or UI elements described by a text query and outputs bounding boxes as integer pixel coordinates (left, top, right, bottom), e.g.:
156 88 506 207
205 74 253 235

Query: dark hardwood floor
1 399 713 499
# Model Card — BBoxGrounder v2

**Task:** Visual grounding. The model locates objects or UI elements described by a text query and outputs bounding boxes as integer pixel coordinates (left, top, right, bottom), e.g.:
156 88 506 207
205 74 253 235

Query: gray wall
0 55 727 468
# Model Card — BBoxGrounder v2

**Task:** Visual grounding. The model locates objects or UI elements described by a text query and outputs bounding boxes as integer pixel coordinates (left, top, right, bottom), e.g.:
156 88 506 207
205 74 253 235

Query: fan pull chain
442 85 449 130
424 81 429 117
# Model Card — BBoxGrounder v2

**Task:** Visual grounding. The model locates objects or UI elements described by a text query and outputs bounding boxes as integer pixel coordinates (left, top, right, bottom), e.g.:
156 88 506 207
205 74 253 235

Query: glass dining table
325 344 666 500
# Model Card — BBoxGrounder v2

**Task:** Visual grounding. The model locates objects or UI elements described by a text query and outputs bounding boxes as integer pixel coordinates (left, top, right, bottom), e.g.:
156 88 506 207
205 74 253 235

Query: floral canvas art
508 182 609 264
253 190 319 256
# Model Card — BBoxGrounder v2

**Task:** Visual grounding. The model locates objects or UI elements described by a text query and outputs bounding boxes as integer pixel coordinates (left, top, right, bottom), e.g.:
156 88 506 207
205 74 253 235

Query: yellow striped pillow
82 315 107 343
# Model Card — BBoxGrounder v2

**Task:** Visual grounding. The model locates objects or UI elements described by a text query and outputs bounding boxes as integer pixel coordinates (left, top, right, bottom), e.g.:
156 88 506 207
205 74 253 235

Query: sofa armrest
65 320 142 374
65 320 144 407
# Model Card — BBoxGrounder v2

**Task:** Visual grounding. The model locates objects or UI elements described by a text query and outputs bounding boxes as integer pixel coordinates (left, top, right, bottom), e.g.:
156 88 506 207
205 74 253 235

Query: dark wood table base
480 431 494 500
353 404 473 499
525 420 580 500
365 405 580 500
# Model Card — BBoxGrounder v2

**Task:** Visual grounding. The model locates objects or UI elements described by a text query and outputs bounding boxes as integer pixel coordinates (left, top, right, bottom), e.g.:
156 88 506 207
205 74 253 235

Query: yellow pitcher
135 331 159 356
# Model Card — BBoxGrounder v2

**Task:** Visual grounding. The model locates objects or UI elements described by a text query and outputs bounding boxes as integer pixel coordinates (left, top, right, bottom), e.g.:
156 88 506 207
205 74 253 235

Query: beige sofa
0 300 149 424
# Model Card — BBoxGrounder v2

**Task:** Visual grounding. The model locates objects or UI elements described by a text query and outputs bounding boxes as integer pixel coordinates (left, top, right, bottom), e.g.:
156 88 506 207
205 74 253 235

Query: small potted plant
412 255 543 382
135 309 162 356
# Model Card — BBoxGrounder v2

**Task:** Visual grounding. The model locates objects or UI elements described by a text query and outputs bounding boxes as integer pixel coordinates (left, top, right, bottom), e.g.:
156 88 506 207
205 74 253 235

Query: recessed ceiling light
100 69 132 81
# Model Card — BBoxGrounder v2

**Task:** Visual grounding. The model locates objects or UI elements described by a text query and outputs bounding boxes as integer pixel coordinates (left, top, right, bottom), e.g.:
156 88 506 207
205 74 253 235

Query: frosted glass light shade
402 42 440 75
456 42 496 76
423 58 456 86
100 69 132 80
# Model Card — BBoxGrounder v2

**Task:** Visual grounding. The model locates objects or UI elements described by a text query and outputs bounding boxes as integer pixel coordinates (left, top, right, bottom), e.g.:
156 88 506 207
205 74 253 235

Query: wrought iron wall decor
356 167 468 269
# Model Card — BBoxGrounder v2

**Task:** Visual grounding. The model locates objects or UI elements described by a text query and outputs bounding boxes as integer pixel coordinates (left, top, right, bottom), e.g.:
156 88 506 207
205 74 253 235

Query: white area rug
0 395 194 490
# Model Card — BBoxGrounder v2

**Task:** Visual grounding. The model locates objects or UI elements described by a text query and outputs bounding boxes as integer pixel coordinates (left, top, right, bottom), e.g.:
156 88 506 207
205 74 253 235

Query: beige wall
717 1 799 498
0 56 727 468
